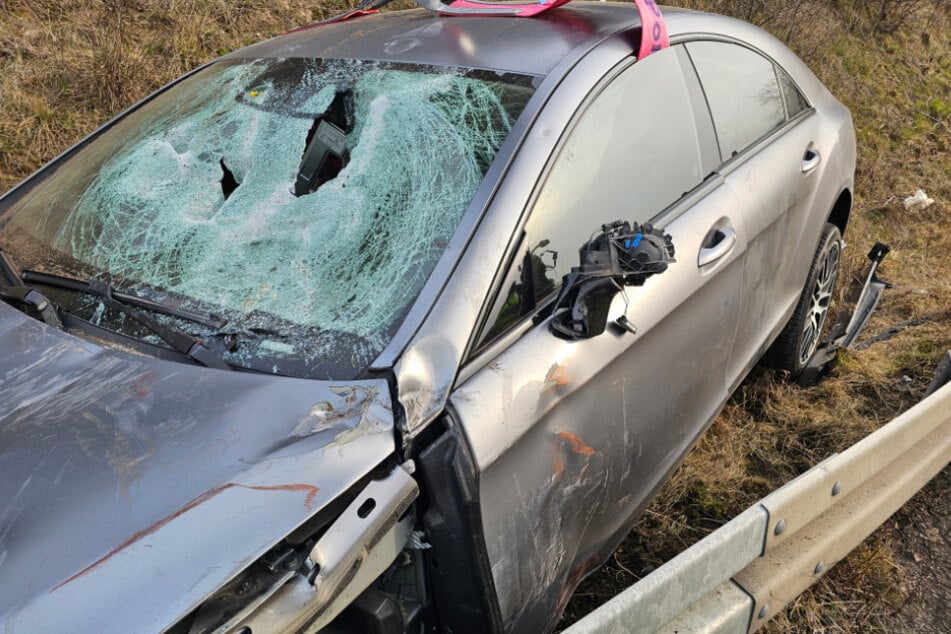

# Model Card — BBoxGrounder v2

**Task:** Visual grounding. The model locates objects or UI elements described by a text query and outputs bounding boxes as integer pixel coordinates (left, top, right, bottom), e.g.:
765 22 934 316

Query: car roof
228 2 697 76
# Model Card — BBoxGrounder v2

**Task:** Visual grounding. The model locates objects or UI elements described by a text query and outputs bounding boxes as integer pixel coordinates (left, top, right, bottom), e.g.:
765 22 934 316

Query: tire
765 222 842 376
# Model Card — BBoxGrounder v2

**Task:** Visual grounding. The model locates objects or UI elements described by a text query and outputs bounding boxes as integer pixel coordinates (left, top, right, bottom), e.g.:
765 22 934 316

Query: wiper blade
22 270 230 371
0 285 66 330
0 246 25 285
0 249 64 329
22 270 226 329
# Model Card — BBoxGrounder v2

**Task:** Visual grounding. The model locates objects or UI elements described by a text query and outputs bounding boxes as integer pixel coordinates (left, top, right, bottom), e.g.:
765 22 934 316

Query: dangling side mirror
550 277 618 339
551 221 675 341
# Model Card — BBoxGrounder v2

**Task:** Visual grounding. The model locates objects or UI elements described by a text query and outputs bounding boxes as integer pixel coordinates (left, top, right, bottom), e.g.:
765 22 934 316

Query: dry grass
0 0 329 192
1 0 949 631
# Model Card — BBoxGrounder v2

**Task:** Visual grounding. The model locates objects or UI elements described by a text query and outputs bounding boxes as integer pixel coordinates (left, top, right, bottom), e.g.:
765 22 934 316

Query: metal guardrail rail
565 380 951 634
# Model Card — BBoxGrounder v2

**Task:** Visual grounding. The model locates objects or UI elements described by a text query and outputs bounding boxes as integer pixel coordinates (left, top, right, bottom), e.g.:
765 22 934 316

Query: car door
685 40 826 383
449 45 747 632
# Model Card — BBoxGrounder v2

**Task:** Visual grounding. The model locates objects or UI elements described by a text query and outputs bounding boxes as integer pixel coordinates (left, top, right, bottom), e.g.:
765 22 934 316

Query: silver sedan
0 3 854 632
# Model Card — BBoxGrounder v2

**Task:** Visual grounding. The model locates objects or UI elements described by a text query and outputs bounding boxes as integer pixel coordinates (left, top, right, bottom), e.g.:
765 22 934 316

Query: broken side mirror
551 221 675 340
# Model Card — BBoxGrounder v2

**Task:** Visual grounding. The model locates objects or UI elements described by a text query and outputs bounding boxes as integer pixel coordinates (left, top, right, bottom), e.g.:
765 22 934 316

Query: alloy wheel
798 238 841 366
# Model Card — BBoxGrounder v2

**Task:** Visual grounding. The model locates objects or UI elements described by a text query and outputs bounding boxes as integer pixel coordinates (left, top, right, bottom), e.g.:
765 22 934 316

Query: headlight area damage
176 464 420 633
0 303 410 632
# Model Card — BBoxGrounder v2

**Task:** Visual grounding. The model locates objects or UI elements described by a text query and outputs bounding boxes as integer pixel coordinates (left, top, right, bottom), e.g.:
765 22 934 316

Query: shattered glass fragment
0 58 536 378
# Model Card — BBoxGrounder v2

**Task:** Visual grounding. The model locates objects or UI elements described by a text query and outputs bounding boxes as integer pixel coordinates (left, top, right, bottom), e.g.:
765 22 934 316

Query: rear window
778 67 810 118
0 58 536 378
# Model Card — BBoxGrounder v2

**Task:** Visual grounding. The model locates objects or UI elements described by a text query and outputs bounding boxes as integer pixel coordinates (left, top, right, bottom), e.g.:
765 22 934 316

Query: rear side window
778 68 809 118
687 41 786 159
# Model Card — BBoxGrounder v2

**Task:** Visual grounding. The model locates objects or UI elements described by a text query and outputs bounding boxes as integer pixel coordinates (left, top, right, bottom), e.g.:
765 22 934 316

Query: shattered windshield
0 58 535 378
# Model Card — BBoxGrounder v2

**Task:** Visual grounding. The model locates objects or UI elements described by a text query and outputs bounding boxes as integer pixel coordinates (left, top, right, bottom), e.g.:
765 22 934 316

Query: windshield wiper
0 248 64 329
21 270 226 328
22 270 231 371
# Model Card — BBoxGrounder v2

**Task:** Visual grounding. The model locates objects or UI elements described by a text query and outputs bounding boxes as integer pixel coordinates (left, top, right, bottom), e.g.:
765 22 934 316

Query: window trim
684 39 789 163
776 64 812 121
680 36 817 178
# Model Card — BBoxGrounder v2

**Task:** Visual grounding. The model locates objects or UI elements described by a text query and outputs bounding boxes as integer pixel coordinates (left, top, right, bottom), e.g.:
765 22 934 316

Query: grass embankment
1 1 948 631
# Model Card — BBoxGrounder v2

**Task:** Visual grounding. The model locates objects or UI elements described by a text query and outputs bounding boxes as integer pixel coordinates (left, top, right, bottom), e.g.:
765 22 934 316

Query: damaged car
0 2 855 632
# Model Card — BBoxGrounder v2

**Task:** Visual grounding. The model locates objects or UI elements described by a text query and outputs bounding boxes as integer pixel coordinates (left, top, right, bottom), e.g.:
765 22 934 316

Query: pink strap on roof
433 0 573 18
293 0 668 61
431 0 668 59
634 0 669 60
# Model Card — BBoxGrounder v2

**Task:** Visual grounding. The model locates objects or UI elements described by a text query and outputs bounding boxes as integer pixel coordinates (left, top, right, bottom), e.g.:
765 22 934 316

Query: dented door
451 180 745 631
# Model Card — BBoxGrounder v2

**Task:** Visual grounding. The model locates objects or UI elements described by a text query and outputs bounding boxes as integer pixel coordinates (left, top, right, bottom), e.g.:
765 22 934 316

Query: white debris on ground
904 188 936 211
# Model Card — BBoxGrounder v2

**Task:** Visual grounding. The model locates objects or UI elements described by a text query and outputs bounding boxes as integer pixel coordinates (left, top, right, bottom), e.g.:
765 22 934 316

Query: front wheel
765 223 842 376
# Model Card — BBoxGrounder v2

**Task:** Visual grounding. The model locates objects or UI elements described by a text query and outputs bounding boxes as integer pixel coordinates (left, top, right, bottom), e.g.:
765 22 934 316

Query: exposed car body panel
0 302 395 631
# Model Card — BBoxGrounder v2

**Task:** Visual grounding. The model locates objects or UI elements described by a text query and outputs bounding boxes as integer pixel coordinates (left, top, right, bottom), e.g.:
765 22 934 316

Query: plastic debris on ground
904 189 935 211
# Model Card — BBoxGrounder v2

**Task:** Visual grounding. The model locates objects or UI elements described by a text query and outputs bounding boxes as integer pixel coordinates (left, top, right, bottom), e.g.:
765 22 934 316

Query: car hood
0 303 397 631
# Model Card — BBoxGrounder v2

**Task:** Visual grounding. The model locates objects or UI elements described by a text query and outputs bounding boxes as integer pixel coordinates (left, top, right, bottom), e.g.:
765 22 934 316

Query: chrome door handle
802 146 822 173
698 225 737 268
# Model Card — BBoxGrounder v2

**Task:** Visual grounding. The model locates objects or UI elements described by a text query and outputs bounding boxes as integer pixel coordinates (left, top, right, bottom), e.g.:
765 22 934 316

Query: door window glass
687 41 786 159
524 46 705 302
478 46 706 348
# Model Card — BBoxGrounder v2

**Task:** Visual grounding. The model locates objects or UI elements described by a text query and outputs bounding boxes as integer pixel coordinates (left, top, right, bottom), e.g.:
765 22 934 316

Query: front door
450 46 747 631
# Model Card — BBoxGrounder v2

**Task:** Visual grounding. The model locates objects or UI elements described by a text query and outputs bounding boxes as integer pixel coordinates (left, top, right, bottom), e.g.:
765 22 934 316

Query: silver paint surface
0 4 856 632
394 6 856 631
0 302 394 631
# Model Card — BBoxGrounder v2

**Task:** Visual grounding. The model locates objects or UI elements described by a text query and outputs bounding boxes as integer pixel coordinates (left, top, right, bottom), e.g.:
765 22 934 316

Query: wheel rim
798 239 840 366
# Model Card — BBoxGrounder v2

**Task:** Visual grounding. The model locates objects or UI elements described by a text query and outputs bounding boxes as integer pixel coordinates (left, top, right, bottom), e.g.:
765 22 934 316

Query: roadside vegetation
1 0 948 631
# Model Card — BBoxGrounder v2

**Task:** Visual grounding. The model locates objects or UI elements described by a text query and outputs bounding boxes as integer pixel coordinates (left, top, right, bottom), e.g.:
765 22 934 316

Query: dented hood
0 303 397 631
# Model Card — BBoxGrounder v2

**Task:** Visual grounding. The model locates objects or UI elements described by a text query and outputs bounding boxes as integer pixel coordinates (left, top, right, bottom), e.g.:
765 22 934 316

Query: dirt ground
875 469 951 634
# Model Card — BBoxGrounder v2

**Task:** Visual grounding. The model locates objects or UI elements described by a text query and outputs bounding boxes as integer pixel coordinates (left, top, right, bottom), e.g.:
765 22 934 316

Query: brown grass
1 0 949 631
0 0 326 192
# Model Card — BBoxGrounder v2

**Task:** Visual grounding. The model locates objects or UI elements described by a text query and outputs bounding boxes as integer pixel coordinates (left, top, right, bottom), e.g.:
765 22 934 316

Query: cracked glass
0 58 536 378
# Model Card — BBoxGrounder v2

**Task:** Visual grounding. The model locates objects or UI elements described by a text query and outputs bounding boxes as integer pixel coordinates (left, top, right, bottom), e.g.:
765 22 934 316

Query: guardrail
565 378 951 634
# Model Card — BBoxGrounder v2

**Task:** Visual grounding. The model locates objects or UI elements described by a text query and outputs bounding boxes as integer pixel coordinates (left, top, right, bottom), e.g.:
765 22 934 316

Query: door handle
698 224 737 268
802 145 822 173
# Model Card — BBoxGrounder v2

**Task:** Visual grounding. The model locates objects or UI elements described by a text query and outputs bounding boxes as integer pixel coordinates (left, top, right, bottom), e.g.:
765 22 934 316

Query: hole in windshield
0 58 537 379
220 159 240 200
